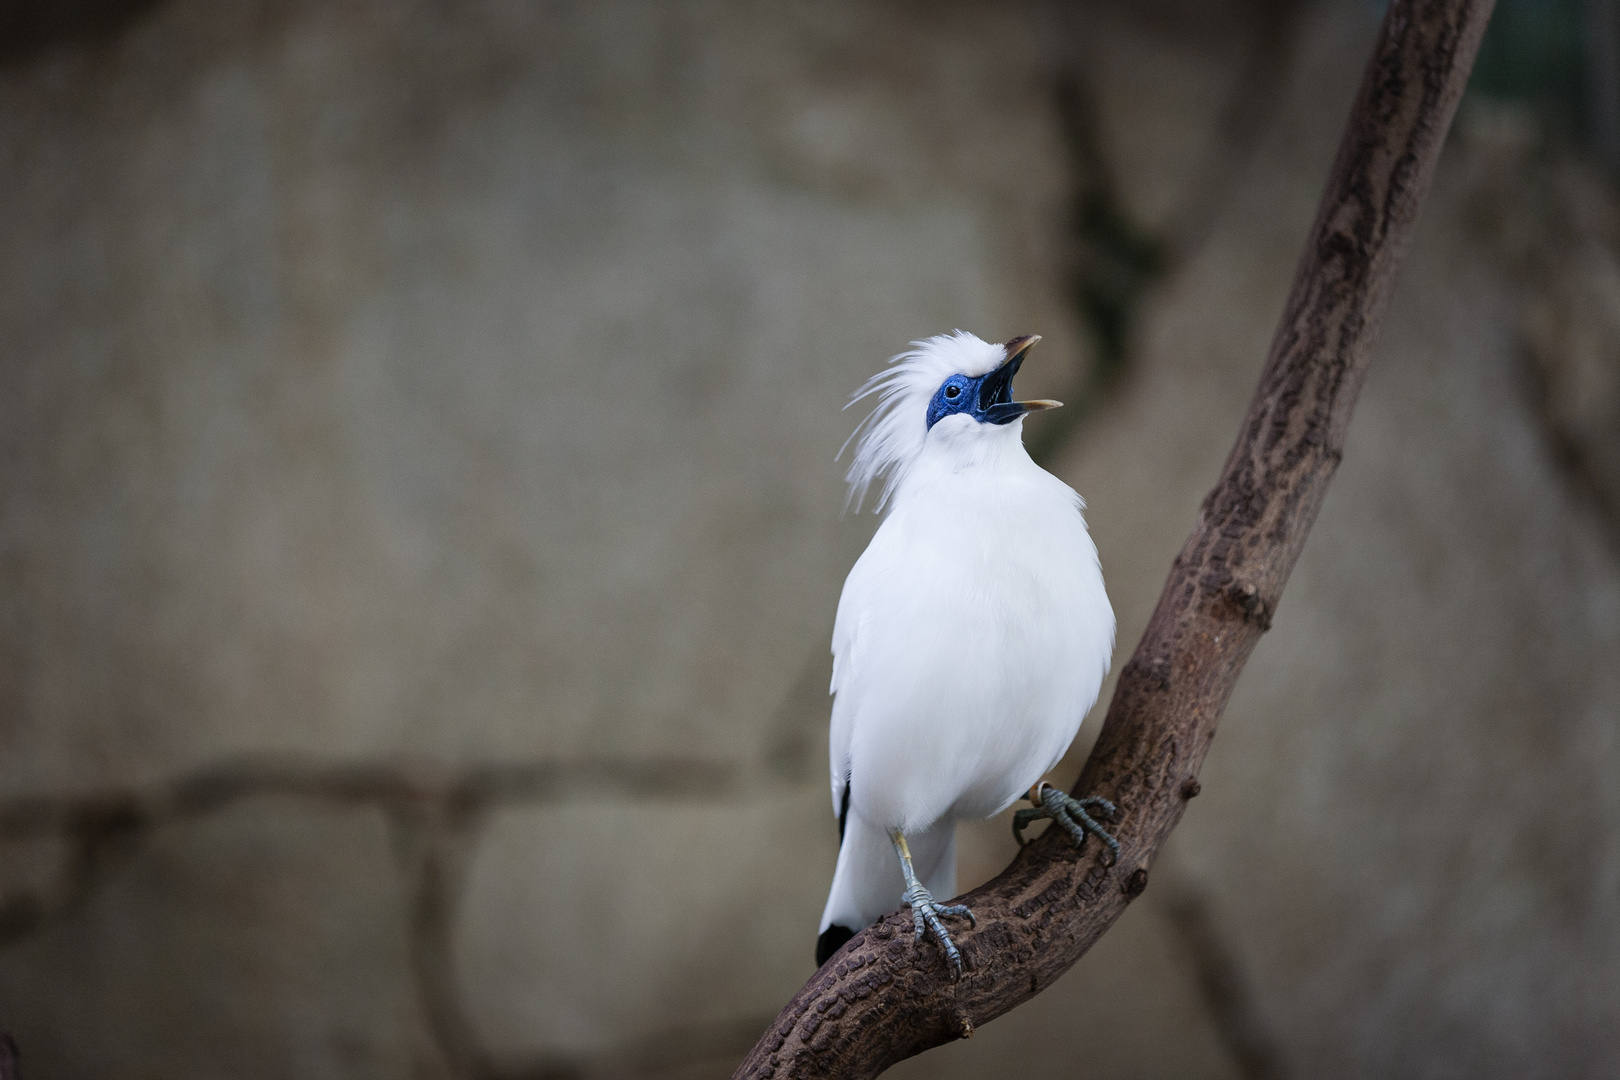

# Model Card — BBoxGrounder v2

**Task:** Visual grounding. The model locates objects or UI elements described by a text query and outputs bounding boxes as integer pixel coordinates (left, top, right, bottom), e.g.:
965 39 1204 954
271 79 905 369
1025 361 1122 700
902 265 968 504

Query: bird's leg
1012 781 1121 865
890 828 975 977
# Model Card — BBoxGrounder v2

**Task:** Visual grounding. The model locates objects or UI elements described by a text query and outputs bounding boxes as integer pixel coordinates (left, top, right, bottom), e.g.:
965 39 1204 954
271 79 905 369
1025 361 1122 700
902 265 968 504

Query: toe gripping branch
1013 781 1121 865
901 879 975 977
890 829 975 978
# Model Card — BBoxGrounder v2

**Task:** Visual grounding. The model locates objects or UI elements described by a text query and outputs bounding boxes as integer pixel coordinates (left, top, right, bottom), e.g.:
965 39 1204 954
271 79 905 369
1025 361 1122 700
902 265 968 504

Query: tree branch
733 2 1497 1077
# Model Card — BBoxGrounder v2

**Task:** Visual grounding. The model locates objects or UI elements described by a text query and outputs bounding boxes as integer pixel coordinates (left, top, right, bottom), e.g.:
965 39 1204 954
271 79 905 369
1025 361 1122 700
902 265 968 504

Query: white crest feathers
840 330 1008 512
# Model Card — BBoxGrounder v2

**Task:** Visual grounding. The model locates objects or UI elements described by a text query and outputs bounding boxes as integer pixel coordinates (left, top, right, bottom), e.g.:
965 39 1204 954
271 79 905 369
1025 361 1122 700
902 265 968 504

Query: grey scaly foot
1012 781 1121 865
890 828 975 977
901 879 975 977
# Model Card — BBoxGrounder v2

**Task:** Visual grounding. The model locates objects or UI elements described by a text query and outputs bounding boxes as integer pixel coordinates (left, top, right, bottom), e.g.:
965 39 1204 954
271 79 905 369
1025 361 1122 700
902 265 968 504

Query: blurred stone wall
1 1 1618 1079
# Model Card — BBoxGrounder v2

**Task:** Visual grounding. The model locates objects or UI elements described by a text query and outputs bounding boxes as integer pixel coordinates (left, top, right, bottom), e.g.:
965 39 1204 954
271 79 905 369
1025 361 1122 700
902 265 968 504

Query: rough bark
733 2 1497 1077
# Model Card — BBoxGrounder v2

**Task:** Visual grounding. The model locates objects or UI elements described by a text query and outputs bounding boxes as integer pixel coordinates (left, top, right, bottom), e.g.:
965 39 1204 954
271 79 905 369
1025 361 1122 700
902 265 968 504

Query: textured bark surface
733 2 1498 1077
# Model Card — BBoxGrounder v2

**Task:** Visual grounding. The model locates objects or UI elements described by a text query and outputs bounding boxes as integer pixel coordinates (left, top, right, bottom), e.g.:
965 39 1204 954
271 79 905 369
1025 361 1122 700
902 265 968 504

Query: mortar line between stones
0 753 748 1079
0 753 737 951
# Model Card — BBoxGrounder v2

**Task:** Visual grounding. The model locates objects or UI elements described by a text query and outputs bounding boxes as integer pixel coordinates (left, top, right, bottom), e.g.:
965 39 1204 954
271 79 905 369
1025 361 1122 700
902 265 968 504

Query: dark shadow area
0 0 164 66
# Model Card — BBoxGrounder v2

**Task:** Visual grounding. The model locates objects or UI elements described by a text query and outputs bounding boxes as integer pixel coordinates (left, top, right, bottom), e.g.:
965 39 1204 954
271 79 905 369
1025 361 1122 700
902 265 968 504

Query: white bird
816 330 1117 975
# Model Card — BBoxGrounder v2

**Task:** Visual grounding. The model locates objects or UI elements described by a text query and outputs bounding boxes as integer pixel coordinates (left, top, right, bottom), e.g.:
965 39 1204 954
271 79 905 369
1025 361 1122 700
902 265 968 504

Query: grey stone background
1 1 1617 1078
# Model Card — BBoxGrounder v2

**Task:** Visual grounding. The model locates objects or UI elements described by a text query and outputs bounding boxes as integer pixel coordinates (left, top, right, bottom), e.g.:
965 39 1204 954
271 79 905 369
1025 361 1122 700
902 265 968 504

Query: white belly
832 469 1113 833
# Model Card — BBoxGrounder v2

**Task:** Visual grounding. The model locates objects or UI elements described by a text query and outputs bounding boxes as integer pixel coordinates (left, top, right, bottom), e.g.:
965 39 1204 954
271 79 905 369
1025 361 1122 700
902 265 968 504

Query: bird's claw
1013 783 1122 865
901 880 975 978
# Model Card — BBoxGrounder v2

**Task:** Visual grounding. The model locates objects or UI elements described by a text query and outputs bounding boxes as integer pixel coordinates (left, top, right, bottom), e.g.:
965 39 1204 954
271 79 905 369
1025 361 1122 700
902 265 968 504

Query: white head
841 330 1060 511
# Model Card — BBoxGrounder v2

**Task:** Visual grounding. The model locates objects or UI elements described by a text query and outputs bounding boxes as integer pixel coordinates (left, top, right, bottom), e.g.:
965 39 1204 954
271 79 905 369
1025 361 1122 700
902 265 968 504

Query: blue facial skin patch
924 352 1028 429
926 374 979 429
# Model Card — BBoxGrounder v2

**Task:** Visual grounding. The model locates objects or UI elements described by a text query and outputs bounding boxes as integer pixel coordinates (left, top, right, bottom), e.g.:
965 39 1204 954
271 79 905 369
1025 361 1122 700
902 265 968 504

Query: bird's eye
944 385 960 399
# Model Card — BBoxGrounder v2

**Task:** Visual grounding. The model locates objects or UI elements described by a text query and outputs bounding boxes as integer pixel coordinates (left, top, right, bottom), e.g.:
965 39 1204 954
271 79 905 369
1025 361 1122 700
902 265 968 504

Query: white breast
828 437 1114 833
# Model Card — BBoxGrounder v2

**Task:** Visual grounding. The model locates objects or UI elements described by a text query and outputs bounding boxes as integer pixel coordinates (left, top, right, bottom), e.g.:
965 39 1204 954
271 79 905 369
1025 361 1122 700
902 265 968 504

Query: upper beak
982 335 1063 423
1003 334 1040 362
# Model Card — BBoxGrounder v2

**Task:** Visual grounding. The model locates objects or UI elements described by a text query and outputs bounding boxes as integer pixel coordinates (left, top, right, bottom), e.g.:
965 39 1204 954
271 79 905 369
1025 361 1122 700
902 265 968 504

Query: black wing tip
816 924 856 967
838 781 851 842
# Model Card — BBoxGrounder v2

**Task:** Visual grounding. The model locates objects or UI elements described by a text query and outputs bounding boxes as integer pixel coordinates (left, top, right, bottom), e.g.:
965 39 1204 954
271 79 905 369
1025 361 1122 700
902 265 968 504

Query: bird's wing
828 540 879 823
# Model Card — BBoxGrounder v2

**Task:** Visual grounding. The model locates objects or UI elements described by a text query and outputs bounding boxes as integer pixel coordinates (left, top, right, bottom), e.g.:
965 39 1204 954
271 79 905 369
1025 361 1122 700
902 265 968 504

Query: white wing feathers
827 548 870 819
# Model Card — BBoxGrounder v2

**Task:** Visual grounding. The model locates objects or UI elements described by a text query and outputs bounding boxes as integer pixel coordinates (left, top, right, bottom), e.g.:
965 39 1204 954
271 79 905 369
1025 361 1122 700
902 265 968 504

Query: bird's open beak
981 335 1062 424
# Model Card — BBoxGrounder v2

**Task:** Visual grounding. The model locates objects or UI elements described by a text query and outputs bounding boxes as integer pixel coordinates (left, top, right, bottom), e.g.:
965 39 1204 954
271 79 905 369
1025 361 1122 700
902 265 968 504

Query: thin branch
732 2 1497 1077
1164 887 1286 1080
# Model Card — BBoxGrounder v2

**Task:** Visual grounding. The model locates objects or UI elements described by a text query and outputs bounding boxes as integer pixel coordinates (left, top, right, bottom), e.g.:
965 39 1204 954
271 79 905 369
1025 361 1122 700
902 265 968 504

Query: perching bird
816 331 1117 975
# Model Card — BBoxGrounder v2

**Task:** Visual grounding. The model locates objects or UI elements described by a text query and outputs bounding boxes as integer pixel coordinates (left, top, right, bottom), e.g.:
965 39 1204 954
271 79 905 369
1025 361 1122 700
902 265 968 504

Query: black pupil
945 385 960 398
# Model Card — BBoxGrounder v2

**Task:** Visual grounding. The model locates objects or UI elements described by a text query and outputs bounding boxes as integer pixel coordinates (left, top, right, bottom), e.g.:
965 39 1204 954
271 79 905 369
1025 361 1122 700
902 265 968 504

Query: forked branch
734 1 1497 1076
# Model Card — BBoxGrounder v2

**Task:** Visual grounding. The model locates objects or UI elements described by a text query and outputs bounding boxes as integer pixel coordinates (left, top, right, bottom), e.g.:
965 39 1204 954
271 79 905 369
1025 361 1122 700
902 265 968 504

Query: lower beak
1015 398 1063 413
984 397 1063 423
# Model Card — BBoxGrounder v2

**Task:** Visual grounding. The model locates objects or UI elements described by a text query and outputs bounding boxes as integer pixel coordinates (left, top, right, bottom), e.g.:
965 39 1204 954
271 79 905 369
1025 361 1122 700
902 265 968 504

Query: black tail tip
816 924 856 967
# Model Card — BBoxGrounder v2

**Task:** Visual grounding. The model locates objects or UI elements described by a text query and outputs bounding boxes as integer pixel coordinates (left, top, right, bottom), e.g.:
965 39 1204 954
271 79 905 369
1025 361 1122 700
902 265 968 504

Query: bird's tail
816 813 956 966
